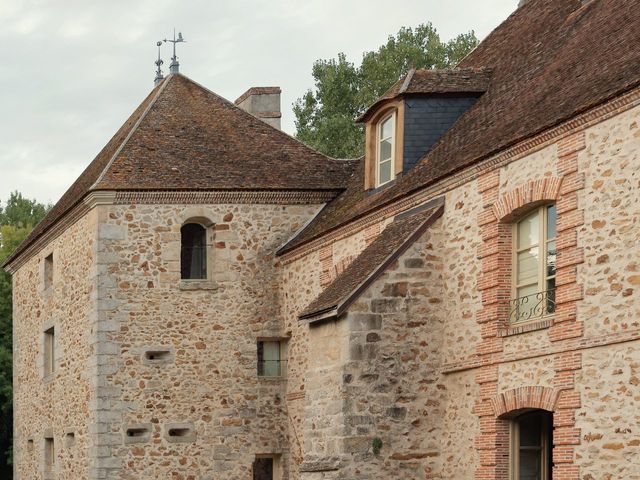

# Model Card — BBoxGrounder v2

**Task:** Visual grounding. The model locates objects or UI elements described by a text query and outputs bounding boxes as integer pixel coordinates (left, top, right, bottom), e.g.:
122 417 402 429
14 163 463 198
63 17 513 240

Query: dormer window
377 114 396 186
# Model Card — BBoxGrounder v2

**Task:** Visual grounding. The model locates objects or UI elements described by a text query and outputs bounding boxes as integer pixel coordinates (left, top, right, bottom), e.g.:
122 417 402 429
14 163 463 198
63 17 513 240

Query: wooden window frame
509 411 552 480
364 100 405 190
376 113 396 187
257 340 287 378
511 204 556 324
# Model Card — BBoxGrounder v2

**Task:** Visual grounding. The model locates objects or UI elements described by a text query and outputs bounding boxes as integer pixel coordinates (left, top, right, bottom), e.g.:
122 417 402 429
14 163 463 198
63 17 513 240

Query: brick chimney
234 87 282 129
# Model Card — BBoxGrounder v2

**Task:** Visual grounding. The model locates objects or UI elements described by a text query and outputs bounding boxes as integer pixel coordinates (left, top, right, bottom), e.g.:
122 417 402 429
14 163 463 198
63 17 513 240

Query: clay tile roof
299 203 444 321
357 67 492 122
280 0 640 256
4 74 354 268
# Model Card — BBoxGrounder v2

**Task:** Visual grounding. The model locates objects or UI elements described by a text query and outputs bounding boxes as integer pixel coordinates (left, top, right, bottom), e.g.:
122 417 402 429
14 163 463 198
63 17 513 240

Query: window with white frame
511 204 557 323
510 410 553 480
376 113 395 187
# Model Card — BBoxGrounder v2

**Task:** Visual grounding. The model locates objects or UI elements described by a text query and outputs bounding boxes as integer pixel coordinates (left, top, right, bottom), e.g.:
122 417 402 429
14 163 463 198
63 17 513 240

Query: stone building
4 0 640 479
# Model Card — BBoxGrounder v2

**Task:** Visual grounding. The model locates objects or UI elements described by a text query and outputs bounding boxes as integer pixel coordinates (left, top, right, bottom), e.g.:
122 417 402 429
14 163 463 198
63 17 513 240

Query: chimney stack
234 87 282 130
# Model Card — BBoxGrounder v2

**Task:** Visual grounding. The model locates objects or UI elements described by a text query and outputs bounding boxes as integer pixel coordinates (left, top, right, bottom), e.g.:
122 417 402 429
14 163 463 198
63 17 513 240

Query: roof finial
164 29 186 74
154 41 164 86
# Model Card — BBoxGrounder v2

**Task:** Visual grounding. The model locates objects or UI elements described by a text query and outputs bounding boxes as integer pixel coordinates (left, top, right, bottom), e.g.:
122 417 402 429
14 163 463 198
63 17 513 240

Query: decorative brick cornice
113 190 338 205
490 386 562 418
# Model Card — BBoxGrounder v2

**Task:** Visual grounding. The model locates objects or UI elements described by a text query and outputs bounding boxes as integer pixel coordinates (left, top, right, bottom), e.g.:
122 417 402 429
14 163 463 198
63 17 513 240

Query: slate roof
299 203 444 321
357 68 492 122
5 74 354 267
280 0 640 255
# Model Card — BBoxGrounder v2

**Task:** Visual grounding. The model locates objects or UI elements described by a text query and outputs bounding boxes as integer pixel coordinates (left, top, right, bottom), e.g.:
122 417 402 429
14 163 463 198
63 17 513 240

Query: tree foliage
0 192 51 474
294 24 478 158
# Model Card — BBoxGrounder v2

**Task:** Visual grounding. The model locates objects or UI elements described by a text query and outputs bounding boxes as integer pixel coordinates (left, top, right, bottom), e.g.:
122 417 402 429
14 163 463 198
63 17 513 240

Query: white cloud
0 0 516 205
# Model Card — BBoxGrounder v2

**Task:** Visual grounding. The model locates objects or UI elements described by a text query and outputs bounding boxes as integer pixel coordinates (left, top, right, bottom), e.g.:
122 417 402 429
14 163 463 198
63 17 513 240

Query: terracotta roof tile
5 74 354 267
281 0 640 255
299 204 443 321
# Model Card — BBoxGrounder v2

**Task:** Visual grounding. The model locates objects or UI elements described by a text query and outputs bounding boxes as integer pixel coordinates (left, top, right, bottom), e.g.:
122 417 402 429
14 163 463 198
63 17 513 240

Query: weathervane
164 29 186 74
154 41 164 86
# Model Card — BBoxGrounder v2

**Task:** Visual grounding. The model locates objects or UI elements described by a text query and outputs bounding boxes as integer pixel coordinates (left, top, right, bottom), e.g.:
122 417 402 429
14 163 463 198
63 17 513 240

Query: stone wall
92 202 321 479
13 209 99 479
281 101 640 480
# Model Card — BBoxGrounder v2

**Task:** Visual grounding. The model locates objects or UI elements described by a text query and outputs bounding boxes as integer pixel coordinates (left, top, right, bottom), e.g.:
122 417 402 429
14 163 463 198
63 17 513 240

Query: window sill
257 376 287 382
499 317 554 337
178 280 218 291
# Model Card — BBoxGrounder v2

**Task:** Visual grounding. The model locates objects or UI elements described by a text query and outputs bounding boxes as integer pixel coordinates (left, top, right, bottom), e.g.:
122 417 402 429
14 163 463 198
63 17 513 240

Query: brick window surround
474 131 586 480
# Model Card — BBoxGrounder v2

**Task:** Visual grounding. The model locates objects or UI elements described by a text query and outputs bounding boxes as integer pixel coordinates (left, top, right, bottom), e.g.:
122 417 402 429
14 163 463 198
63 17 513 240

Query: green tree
0 192 50 475
294 24 478 158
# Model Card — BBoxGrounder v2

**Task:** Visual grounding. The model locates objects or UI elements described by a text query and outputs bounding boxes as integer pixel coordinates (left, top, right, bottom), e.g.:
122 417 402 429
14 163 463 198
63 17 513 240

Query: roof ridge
90 75 173 190
398 68 416 94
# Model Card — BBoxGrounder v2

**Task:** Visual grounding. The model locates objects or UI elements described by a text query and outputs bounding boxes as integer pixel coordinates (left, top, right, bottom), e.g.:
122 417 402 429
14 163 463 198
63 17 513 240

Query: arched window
181 223 207 280
376 113 395 187
511 204 557 323
510 410 553 480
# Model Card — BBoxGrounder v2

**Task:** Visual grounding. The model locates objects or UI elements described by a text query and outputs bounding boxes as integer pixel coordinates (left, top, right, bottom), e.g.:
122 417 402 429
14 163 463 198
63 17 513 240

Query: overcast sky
0 0 516 206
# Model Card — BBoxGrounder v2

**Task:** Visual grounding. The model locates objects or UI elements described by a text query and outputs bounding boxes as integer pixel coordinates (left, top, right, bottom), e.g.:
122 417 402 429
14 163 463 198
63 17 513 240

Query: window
44 253 53 290
510 411 553 480
376 113 395 187
44 327 55 376
253 455 281 480
181 223 207 279
257 341 284 377
511 204 557 323
44 436 55 471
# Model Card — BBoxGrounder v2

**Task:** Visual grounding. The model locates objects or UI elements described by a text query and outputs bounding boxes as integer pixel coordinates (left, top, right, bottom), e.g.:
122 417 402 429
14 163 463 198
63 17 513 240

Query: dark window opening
512 410 553 480
253 457 274 480
181 223 207 279
167 428 190 437
126 427 149 438
44 253 54 289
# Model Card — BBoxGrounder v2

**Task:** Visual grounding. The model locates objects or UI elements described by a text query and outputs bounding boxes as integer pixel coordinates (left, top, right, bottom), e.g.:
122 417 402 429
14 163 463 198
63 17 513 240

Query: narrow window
181 223 207 279
44 253 54 290
44 436 55 471
511 411 553 480
44 327 55 376
511 204 557 323
257 341 283 377
376 114 395 187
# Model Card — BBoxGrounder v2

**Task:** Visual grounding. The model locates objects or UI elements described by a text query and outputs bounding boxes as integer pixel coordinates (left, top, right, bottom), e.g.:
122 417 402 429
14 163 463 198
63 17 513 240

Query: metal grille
509 289 556 324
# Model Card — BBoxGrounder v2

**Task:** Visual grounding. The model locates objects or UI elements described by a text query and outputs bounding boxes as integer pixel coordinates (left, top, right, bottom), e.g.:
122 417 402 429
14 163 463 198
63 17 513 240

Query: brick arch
492 177 563 222
490 386 562 418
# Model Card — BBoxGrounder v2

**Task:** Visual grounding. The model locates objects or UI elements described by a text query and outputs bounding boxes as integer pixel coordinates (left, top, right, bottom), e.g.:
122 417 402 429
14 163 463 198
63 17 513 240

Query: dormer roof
357 68 492 122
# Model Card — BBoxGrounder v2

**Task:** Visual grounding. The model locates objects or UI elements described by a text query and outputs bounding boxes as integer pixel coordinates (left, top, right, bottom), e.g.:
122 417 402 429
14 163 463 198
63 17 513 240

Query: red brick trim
491 177 563 222
473 132 586 480
490 386 561 418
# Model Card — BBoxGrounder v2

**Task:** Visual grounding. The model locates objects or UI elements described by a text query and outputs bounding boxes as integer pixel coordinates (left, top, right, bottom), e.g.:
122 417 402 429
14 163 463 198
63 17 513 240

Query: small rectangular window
257 341 284 377
44 327 55 376
44 253 54 290
253 455 281 480
44 436 55 469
